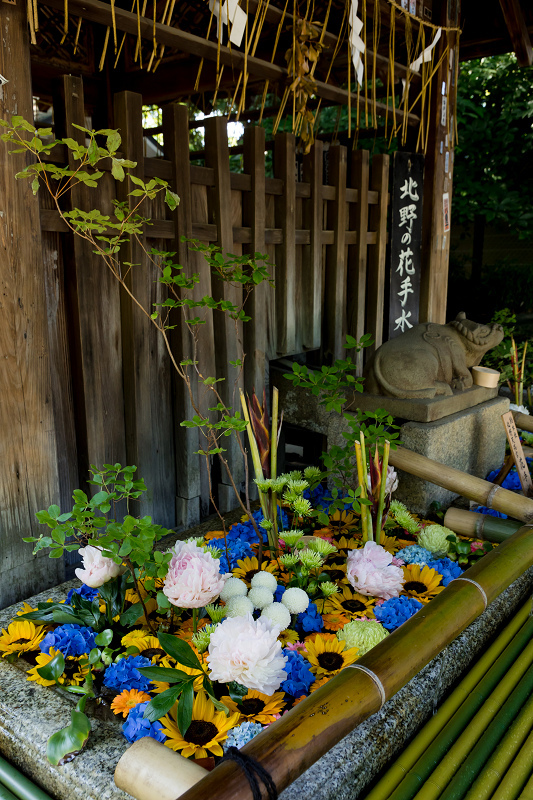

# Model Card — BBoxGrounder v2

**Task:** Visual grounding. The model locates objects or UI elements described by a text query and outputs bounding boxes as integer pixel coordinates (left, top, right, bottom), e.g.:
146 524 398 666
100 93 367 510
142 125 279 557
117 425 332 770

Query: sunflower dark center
404 581 428 594
184 720 219 745
342 599 366 613
327 569 345 582
317 652 344 671
11 639 28 646
244 569 259 583
240 698 266 715
142 648 166 659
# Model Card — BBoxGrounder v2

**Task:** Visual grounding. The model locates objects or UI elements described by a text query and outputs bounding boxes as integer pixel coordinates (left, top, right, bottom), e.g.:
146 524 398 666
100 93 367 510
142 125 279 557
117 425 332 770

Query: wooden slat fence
39 75 390 529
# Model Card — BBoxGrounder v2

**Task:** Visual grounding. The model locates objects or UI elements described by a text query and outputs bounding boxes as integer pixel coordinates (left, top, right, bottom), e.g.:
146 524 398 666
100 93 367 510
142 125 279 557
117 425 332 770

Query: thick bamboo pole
490 729 533 800
412 655 533 800
464 692 533 800
0 756 53 800
513 412 533 435
363 601 533 800
389 446 533 522
178 523 533 800
444 508 522 542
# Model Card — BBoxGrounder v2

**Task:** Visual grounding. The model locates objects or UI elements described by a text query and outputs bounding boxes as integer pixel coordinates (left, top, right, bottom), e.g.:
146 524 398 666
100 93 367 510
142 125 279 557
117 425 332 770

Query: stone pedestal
394 396 510 515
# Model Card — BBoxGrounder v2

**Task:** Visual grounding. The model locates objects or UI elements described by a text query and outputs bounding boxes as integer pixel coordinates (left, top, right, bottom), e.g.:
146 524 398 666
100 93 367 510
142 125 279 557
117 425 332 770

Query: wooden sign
501 411 533 497
388 152 425 340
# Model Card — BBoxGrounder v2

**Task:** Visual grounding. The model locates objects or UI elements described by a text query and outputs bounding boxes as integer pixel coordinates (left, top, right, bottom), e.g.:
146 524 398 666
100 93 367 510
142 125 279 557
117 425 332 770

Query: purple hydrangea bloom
122 702 165 743
280 650 314 697
373 596 423 632
65 585 99 604
426 557 463 587
104 655 153 692
297 602 323 634
40 624 97 657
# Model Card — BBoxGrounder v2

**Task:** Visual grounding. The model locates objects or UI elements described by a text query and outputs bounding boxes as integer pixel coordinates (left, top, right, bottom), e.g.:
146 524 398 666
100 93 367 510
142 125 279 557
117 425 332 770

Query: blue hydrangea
223 721 264 751
296 602 323 634
65 585 100 604
481 461 533 517
373 596 424 632
122 702 165 744
280 650 314 697
274 584 285 603
427 557 463 587
395 545 433 565
40 624 97 657
104 655 153 692
209 538 254 572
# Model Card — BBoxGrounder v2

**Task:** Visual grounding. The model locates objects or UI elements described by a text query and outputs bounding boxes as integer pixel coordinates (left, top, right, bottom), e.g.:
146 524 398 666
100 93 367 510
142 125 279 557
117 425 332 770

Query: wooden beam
498 0 533 66
37 0 420 127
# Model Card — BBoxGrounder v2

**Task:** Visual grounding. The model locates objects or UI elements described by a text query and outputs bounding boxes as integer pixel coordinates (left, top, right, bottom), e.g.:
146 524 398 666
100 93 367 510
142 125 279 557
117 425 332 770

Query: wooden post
242 125 267 402
348 149 369 374
162 103 203 528
0 0 63 606
325 144 348 362
56 75 127 480
302 140 324 352
204 117 244 512
419 0 460 323
273 132 297 356
365 155 390 361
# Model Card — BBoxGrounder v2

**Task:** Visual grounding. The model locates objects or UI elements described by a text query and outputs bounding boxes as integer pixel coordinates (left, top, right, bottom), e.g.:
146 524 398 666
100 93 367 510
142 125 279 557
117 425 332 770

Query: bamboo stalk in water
389 446 533 522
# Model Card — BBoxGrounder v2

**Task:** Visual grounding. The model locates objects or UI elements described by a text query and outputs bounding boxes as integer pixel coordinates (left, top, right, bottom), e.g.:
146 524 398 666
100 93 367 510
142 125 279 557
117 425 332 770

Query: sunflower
305 635 359 676
322 561 348 583
121 632 167 662
111 688 151 717
220 690 286 724
327 510 360 536
26 648 90 687
335 535 363 552
161 693 240 759
310 677 329 693
0 620 45 658
304 631 338 645
377 534 401 555
232 557 278 586
402 564 444 603
324 585 376 619
279 628 299 647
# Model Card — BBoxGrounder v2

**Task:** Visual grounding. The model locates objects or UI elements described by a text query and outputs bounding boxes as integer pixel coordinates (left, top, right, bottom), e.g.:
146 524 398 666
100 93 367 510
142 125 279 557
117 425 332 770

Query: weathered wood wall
1 67 390 605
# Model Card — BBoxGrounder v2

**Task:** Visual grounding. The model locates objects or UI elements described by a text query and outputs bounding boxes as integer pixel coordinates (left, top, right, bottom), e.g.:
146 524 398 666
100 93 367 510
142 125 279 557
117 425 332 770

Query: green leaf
143 684 185 723
177 680 194 736
111 159 125 181
158 632 202 670
227 681 248 704
37 651 65 682
165 188 180 211
119 602 143 627
94 629 113 646
106 131 121 152
137 666 192 684
46 708 91 766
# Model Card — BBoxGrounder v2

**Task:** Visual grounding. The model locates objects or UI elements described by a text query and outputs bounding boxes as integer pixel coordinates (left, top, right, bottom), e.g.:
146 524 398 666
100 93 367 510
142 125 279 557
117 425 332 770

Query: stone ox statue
363 312 504 399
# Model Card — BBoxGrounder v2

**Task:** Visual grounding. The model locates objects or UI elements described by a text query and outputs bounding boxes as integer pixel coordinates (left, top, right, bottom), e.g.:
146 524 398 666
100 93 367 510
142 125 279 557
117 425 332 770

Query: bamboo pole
513 411 533 435
436 661 533 800
389 446 533 522
363 601 533 800
0 756 53 800
443 508 522 543
411 653 533 800
516 765 533 798
490 729 533 800
178 522 533 800
463 692 533 800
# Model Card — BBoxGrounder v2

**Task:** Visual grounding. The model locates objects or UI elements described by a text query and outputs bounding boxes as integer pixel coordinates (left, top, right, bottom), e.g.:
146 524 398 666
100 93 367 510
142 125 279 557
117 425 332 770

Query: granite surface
1 570 532 800
355 386 499 423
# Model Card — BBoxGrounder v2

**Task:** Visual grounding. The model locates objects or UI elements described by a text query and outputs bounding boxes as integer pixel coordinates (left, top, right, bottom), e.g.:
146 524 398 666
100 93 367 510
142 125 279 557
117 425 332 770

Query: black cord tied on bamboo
219 747 278 800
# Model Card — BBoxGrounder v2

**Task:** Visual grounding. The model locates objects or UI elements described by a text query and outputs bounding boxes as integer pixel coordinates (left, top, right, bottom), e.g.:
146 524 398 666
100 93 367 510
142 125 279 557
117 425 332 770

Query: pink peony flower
206 614 287 695
346 541 404 600
163 540 225 608
75 545 122 588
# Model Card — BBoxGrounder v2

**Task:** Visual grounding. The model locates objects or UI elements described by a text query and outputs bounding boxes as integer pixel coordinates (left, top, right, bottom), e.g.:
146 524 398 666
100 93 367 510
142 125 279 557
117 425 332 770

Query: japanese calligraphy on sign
501 411 533 497
388 152 425 340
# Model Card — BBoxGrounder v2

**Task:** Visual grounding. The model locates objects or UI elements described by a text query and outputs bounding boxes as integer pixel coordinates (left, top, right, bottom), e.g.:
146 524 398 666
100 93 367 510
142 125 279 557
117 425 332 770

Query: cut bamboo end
389 445 533 522
513 411 533 435
444 508 522 542
114 738 208 800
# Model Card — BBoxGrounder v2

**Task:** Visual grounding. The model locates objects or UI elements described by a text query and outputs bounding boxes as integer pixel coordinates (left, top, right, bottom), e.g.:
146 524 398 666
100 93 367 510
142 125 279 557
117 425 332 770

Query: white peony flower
206 614 287 695
281 587 310 615
248 587 274 610
75 545 122 588
225 596 255 618
250 571 278 593
220 577 249 603
163 539 224 609
261 602 291 632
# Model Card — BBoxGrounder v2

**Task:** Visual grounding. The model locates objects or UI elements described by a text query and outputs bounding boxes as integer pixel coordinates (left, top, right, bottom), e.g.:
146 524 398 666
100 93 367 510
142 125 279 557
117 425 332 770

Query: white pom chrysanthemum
261 602 291 631
281 587 310 614
248 587 274 610
225 596 255 618
206 614 287 695
250 571 278 593
220 577 248 603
